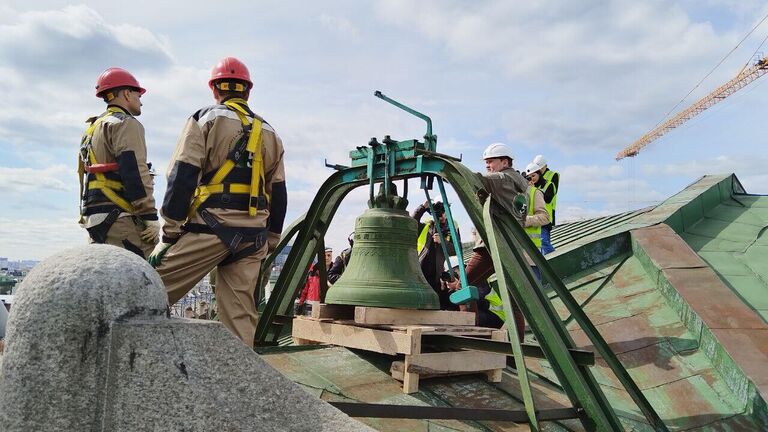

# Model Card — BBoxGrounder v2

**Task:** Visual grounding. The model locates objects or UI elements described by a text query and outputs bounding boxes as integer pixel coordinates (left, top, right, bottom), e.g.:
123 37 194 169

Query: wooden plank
406 351 507 375
486 330 506 382
291 317 412 355
292 337 322 346
390 361 406 381
357 322 497 336
402 327 422 393
391 361 480 381
310 303 355 320
355 306 476 326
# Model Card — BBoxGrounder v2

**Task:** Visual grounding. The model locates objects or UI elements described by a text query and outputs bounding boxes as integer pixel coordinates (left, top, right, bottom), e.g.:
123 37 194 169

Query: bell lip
324 299 442 310
324 290 441 310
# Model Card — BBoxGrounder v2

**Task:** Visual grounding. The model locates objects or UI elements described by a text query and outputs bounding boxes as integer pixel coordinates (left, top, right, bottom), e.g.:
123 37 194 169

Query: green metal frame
254 154 666 430
253 92 667 431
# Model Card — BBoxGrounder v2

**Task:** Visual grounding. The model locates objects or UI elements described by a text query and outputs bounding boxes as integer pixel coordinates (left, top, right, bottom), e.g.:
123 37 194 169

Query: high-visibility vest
485 289 505 321
524 187 542 248
416 218 456 253
541 169 559 224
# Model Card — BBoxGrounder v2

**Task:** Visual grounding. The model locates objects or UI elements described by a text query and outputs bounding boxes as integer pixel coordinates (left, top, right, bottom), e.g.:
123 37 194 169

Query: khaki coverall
156 100 286 347
81 106 158 257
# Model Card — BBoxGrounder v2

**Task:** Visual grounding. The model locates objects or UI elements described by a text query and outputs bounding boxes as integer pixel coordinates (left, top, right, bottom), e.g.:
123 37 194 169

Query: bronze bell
325 186 440 310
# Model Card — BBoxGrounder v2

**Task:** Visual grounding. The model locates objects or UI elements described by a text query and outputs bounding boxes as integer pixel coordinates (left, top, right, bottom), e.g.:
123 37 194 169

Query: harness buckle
220 183 231 203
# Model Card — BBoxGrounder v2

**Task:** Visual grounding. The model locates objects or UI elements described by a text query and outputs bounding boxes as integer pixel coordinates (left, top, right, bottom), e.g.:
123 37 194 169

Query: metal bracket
324 159 349 171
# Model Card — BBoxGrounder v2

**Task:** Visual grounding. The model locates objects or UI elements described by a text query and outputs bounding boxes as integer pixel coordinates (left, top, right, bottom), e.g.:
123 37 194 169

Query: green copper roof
678 193 768 322
538 252 764 430
261 173 767 431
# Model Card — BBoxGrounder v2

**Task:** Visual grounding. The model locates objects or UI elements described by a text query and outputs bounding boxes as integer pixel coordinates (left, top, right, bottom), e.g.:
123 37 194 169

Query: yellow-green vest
541 169 558 224
485 289 505 321
416 218 456 253
524 187 542 248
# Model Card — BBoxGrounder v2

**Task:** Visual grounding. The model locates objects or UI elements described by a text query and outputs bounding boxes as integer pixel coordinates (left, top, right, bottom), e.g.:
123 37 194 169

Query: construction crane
616 55 768 160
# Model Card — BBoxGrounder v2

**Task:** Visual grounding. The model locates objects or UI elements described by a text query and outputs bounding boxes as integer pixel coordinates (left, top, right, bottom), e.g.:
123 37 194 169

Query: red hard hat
95 67 146 97
208 57 252 89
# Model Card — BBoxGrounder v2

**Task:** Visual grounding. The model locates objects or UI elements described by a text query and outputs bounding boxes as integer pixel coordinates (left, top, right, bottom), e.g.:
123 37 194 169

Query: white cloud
0 1 764 261
0 5 172 77
373 0 754 153
318 14 360 40
0 165 72 193
641 154 768 193
0 217 87 261
0 5 175 150
557 163 667 214
376 1 727 75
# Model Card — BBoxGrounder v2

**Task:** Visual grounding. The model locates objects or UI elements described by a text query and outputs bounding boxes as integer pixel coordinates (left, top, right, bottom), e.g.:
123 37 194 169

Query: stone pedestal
0 245 371 432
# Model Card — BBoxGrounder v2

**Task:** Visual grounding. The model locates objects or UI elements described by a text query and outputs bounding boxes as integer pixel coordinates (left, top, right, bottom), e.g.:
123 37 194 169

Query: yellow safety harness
78 106 135 221
186 98 266 219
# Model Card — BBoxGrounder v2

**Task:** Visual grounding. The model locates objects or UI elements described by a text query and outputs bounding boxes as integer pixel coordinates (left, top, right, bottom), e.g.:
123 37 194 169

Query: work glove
148 242 172 268
140 220 161 243
267 232 281 254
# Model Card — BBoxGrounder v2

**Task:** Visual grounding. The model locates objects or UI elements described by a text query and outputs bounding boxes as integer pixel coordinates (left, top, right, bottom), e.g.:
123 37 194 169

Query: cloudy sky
1 0 767 261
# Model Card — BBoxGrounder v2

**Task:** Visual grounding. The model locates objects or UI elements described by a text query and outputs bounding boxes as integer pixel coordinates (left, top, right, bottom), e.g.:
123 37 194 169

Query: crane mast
616 55 768 160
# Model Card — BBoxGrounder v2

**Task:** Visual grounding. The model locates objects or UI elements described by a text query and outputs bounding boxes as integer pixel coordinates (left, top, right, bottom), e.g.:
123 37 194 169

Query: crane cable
651 10 768 130
737 29 768 75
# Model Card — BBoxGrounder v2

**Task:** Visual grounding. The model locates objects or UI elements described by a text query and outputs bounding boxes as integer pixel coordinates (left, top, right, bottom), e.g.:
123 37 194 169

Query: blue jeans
541 226 555 255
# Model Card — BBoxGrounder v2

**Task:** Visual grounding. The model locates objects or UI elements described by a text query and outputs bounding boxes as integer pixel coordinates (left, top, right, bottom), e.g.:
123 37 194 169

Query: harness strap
225 100 267 215
187 99 266 219
183 212 268 265
88 179 124 191
219 241 264 266
78 106 136 219
199 193 268 212
83 204 123 216
85 208 121 244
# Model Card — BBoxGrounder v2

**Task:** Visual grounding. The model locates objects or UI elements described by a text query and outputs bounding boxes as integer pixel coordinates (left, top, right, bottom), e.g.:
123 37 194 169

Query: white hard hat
525 162 542 176
533 154 547 167
449 256 461 269
482 142 514 160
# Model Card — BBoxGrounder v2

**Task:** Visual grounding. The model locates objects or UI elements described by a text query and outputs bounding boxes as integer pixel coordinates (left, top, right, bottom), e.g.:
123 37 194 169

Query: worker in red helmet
149 57 287 347
77 67 159 258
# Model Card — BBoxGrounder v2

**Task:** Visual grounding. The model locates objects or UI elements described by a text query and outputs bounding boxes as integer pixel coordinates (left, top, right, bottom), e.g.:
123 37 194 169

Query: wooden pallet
292 304 507 393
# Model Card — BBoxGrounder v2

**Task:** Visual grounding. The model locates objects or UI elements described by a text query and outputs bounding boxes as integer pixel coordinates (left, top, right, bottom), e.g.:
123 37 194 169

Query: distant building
269 244 292 282
0 275 17 295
